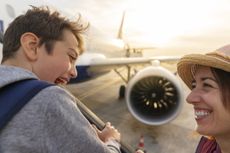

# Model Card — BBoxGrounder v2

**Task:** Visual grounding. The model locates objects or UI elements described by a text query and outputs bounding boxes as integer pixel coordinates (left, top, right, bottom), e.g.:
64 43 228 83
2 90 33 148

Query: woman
177 45 230 153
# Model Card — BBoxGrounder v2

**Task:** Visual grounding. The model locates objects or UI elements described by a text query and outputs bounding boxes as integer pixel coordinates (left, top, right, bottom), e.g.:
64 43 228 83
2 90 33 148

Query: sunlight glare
123 0 219 46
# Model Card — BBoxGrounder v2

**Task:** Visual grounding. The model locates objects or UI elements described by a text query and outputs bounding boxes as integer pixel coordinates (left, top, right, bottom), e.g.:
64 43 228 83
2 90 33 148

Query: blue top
0 65 120 153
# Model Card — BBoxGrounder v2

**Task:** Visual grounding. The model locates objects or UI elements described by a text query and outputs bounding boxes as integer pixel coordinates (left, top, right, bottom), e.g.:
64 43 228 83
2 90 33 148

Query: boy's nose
70 65 77 78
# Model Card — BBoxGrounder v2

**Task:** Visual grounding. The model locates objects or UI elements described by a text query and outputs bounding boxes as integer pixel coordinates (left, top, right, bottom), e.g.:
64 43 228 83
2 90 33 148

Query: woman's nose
186 90 201 105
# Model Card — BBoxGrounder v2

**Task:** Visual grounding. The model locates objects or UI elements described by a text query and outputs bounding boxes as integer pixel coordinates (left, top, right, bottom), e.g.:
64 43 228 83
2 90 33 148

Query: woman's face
186 66 230 138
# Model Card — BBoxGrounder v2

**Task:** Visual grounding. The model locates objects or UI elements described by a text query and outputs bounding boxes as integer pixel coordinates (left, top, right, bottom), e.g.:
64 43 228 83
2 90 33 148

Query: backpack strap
0 79 54 130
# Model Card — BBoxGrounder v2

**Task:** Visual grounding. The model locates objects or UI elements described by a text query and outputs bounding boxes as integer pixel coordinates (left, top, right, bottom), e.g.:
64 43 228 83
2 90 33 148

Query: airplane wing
89 56 181 66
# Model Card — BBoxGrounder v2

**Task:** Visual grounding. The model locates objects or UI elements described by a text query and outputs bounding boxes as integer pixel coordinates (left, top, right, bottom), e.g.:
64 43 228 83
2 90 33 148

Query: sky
2 0 230 56
44 0 230 56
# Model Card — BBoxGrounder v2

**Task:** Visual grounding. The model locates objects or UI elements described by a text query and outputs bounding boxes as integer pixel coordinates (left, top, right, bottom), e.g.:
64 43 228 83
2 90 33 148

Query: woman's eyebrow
191 77 217 84
201 77 217 82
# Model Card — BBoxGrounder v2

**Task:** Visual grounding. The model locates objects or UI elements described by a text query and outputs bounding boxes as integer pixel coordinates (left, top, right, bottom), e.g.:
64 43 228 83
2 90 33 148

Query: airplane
0 0 184 127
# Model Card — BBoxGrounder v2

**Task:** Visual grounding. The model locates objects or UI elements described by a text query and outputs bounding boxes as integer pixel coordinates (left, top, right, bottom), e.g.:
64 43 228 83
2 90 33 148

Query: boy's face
33 29 79 84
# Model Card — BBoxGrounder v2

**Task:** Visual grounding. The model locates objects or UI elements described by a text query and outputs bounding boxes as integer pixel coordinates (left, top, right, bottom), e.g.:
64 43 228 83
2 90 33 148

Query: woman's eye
203 83 213 88
191 83 196 89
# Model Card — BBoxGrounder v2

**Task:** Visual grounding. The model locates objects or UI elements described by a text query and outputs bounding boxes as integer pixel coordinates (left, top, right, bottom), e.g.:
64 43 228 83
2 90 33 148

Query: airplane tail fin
117 11 125 40
116 11 154 57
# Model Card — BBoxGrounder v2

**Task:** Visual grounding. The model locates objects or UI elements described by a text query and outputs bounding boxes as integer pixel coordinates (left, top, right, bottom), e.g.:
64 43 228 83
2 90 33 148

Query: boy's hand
92 122 121 143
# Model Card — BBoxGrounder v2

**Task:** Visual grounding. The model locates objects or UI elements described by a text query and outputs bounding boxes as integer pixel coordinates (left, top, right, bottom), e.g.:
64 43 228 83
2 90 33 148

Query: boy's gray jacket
0 65 120 153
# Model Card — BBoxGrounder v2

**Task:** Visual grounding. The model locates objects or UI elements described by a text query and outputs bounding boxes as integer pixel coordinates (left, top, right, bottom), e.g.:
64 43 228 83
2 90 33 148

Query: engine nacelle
125 66 184 125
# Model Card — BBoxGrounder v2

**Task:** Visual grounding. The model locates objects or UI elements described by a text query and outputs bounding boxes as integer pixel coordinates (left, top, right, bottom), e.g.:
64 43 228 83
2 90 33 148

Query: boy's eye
69 55 77 62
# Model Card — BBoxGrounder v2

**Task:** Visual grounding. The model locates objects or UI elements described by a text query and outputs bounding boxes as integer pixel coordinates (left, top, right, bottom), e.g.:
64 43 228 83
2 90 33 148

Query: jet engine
125 66 184 125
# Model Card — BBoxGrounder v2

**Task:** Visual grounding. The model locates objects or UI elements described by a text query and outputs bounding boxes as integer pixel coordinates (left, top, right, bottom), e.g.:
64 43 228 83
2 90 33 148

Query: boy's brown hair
2 6 88 62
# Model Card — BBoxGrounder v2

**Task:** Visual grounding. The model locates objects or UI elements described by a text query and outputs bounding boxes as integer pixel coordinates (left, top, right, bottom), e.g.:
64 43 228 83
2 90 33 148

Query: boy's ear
20 32 40 61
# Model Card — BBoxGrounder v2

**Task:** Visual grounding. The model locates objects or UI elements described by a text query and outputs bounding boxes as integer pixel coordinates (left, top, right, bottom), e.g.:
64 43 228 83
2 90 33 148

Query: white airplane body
0 0 184 126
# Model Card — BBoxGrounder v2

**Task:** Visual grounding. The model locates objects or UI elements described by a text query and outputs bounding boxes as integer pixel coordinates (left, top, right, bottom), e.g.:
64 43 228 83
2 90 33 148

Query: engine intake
126 66 184 125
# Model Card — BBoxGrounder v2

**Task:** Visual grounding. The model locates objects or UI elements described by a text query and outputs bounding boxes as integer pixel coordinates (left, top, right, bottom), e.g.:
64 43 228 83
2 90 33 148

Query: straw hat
177 44 230 89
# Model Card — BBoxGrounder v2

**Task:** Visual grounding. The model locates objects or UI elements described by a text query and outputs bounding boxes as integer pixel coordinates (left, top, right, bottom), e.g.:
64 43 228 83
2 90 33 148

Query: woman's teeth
195 110 211 119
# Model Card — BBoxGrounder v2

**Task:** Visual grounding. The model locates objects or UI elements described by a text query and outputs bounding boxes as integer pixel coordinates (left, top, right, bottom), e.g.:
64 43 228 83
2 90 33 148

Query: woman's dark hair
211 68 230 110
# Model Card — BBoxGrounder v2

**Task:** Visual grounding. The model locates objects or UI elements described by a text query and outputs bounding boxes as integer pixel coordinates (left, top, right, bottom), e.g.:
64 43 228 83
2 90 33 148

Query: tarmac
66 70 201 153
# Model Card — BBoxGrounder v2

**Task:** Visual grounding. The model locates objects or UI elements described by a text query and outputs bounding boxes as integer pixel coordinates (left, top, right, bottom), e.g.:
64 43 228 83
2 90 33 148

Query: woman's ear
20 32 39 61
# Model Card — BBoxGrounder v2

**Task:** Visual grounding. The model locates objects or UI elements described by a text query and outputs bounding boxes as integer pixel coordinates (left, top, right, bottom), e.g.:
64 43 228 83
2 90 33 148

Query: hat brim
177 54 230 89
